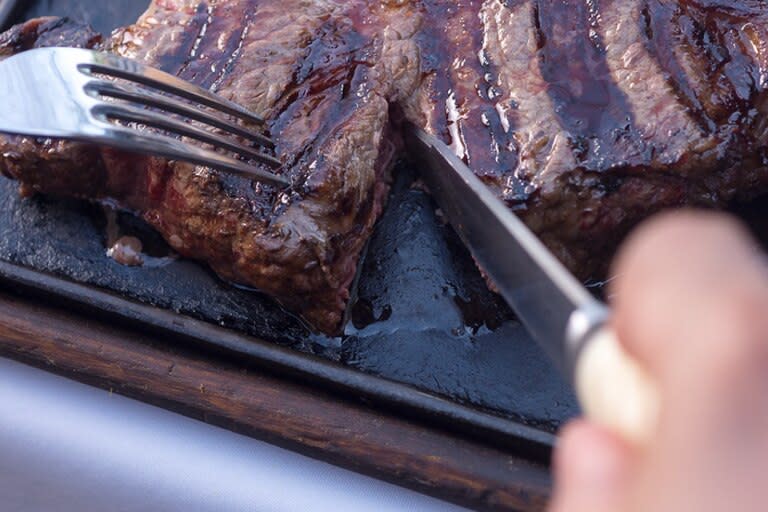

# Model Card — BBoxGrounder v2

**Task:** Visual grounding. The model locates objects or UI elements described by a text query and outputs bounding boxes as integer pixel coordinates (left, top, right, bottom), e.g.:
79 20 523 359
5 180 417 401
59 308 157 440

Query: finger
609 210 768 387
549 420 631 512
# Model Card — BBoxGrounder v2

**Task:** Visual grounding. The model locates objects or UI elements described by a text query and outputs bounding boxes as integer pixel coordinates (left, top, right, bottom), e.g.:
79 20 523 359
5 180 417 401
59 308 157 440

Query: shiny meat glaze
1 0 768 332
404 0 768 275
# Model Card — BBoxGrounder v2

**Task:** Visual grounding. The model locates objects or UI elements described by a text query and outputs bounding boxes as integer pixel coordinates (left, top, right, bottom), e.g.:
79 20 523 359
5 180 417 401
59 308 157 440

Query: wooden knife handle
574 327 660 444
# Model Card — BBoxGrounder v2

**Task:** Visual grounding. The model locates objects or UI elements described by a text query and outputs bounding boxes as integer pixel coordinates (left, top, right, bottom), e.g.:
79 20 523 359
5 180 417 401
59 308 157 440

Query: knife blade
406 124 659 443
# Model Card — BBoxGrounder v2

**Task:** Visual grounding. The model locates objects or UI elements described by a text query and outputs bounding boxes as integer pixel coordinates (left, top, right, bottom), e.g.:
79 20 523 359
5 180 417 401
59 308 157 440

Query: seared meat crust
407 0 768 275
0 2 420 333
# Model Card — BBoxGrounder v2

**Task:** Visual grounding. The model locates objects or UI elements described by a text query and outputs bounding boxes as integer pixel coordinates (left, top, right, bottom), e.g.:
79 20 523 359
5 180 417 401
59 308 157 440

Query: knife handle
574 326 660 444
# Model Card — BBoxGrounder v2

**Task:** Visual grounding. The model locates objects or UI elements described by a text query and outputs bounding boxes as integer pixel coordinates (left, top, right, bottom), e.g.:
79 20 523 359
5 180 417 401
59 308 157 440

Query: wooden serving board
0 287 551 511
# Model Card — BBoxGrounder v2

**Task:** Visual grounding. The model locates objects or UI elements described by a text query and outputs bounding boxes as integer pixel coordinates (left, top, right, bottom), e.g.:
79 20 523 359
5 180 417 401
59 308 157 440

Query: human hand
550 211 768 512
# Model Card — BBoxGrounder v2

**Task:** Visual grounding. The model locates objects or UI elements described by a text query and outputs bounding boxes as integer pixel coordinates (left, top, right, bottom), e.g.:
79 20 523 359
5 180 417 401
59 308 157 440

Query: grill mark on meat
739 23 768 92
599 0 713 170
213 2 340 116
441 3 474 163
270 15 340 119
585 0 604 50
685 0 763 15
640 0 716 132
476 0 574 198
424 1 517 179
477 4 519 176
268 18 357 123
175 1 260 92
537 0 637 170
675 3 738 120
202 1 357 221
153 2 211 75
188 3 213 59
142 1 283 219
270 14 373 178
209 8 252 93
174 2 246 89
412 1 453 142
688 2 768 120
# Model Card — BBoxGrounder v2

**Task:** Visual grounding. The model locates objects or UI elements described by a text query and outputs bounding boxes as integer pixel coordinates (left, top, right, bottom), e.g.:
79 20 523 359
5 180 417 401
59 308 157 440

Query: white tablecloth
0 357 469 511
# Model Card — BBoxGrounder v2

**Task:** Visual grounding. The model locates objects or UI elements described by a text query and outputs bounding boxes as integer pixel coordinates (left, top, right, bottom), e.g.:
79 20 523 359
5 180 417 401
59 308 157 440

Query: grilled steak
405 0 768 275
1 0 768 332
0 2 420 333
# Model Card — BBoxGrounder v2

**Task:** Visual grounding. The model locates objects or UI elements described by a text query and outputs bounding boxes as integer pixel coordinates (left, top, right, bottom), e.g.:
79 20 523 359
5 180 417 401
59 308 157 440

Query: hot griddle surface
1 0 578 435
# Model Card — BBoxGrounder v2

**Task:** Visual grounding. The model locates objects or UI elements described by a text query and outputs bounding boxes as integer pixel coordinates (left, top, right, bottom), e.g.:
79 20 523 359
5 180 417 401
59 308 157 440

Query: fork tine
107 126 290 186
88 81 275 148
78 53 266 127
93 103 282 169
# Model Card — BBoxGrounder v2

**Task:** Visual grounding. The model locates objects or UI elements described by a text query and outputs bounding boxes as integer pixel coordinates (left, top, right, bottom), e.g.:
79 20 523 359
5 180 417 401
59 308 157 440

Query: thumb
549 420 631 512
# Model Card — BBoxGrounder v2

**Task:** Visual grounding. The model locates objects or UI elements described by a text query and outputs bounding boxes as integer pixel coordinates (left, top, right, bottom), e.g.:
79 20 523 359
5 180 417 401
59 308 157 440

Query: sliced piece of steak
404 0 768 277
0 1 421 333
2 0 768 333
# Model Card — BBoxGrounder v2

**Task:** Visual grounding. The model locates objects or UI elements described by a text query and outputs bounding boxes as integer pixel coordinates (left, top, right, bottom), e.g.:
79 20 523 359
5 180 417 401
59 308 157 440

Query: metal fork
0 47 288 187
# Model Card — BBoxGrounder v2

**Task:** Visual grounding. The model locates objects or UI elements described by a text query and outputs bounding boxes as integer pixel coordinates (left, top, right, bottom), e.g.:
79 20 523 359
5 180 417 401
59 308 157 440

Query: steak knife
406 125 659 443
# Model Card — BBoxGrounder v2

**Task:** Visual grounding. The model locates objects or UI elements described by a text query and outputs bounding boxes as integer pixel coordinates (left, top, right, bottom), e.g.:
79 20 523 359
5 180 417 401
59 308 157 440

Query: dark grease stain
342 167 578 429
350 298 393 330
